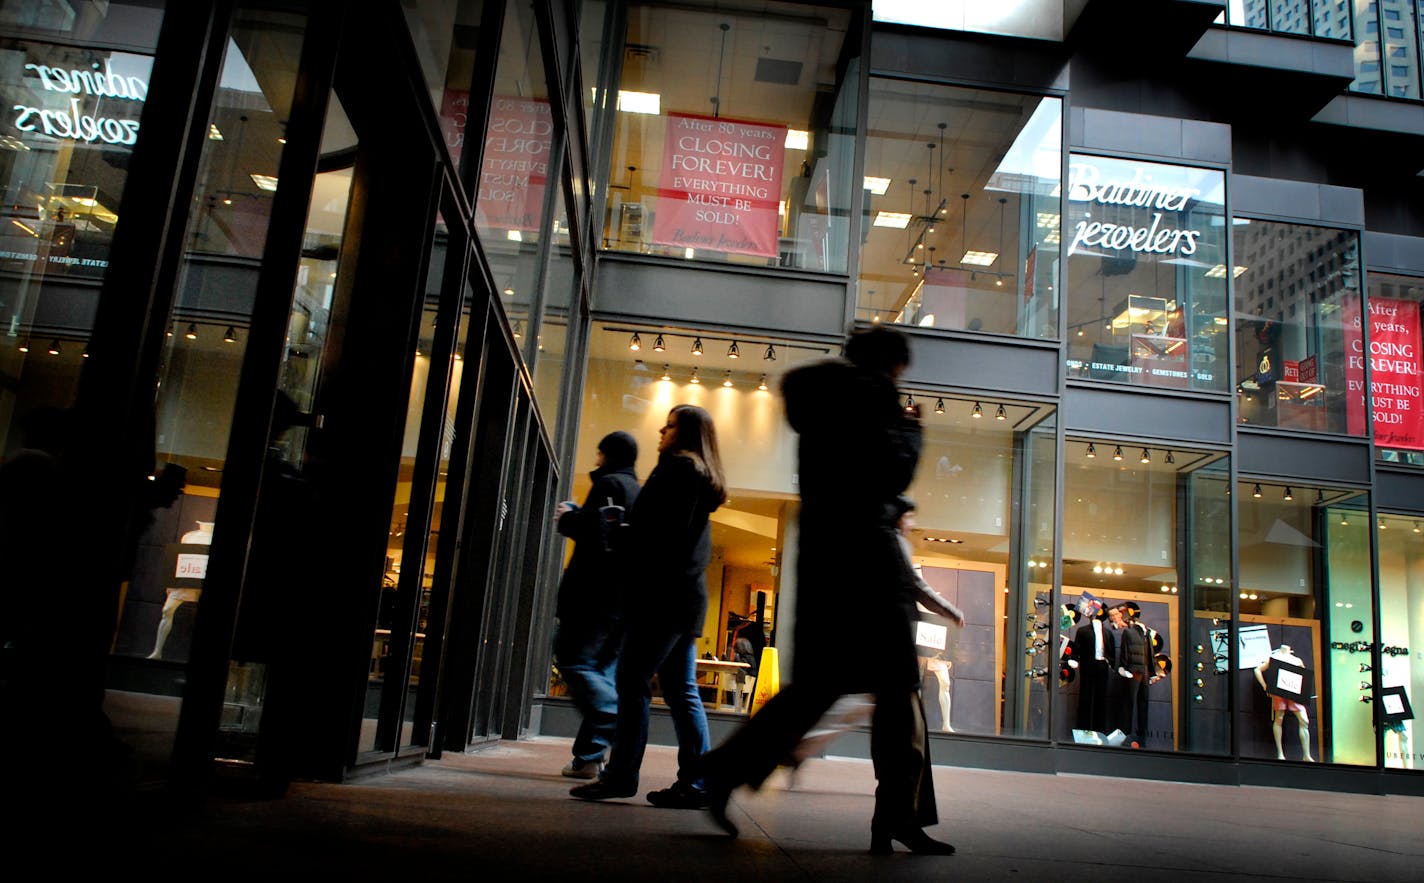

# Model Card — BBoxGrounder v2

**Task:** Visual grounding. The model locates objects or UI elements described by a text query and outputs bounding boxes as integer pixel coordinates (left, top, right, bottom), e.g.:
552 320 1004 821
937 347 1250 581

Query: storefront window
403 0 485 175
1057 441 1231 755
1369 272 1424 465
477 0 552 340
1237 482 1374 765
1378 511 1423 770
901 397 1057 739
857 83 1061 339
1234 220 1364 435
0 4 162 459
1065 155 1229 392
600 0 858 273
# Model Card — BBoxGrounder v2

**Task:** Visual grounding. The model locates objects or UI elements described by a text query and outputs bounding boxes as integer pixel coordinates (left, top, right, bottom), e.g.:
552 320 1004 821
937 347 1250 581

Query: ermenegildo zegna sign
12 56 149 145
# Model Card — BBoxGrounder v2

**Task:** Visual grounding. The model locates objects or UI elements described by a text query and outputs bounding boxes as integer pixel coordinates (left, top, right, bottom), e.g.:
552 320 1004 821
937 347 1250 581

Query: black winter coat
623 452 722 635
554 464 640 621
781 358 924 691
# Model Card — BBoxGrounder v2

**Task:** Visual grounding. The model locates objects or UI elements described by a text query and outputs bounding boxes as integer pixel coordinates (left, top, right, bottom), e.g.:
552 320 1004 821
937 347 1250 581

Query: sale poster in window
1367 297 1424 450
476 97 552 234
652 113 785 258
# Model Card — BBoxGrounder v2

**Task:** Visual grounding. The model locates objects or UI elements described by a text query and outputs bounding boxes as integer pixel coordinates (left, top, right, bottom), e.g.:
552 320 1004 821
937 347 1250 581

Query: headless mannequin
1253 644 1314 762
148 521 213 659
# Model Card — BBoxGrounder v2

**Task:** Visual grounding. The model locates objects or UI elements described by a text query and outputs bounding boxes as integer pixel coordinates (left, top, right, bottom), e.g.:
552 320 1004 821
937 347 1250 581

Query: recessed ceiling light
864 176 891 195
250 173 279 191
874 211 912 229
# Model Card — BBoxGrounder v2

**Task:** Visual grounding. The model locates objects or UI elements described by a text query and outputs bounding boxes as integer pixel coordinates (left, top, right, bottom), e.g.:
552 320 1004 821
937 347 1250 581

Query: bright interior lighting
507 230 523 242
785 129 809 150
874 211 912 229
961 250 998 266
1035 212 1059 228
864 176 891 195
208 124 224 141
250 173 279 191
617 90 661 115
684 248 695 259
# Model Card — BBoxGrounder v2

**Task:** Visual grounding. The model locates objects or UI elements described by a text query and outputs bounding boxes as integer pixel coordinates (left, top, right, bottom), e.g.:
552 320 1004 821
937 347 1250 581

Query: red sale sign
652 113 785 258
476 97 552 233
1369 297 1424 450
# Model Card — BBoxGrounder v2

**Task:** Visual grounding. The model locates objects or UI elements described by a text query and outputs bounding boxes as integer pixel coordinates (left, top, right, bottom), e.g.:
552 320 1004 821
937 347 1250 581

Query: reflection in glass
1233 220 1363 435
1058 441 1230 755
476 1 549 353
1377 512 1423 769
403 0 486 176
1237 483 1373 765
1064 155 1228 392
858 83 1061 338
903 396 1056 738
601 0 857 272
534 183 575 429
1351 1 1386 94
1369 272 1424 465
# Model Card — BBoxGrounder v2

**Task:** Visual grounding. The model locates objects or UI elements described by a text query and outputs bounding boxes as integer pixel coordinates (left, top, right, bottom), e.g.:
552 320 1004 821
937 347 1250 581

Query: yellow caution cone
749 646 780 716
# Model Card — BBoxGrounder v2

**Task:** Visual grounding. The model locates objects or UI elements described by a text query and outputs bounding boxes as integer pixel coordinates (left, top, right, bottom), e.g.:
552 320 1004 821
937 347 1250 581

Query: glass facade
1224 0 1353 35
1377 512 1424 770
857 83 1061 338
1065 155 1229 392
600 0 858 272
1233 220 1365 434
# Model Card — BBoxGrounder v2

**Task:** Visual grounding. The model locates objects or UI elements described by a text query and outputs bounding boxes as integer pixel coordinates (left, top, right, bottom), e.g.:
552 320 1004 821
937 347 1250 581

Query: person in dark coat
571 405 726 807
553 430 641 779
1069 602 1111 733
1106 603 1152 742
698 326 955 856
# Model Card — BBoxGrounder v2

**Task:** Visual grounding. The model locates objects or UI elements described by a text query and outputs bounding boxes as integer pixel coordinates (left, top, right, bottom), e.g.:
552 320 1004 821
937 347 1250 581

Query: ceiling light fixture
1283 486 1293 501
1252 483 1262 498
995 404 1007 421
763 344 776 361
1165 450 1175 465
691 337 703 356
757 374 768 391
972 401 983 419
934 397 945 415
723 370 734 388
690 367 701 384
1086 443 1097 459
727 340 740 359
185 323 198 340
1140 448 1151 464
904 394 916 412
661 364 671 381
653 334 665 352
1112 445 1123 461
46 339 60 356
629 332 641 351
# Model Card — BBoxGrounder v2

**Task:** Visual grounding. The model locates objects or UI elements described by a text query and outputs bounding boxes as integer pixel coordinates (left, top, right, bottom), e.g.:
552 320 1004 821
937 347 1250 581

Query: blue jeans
554 618 622 765
601 628 709 791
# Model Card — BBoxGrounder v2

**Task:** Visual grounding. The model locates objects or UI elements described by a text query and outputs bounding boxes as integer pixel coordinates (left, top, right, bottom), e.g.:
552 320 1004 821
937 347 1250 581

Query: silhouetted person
700 326 956 855
552 430 640 780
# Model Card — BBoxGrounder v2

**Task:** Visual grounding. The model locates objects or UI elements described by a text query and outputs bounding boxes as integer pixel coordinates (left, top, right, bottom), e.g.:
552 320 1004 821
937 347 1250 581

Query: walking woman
571 404 727 808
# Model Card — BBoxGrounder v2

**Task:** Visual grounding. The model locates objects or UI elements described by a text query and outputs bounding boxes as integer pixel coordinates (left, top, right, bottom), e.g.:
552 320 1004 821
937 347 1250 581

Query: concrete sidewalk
115 737 1420 881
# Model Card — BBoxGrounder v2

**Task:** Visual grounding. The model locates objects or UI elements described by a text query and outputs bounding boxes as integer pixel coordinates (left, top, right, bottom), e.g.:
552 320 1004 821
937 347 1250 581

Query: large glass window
403 0 485 175
533 178 575 428
1370 272 1424 465
857 83 1061 339
1222 0 1354 37
1378 511 1423 770
477 0 552 339
0 5 161 457
600 0 857 272
1233 220 1365 435
1065 155 1229 392
1237 481 1374 765
898 395 1057 739
1057 441 1231 755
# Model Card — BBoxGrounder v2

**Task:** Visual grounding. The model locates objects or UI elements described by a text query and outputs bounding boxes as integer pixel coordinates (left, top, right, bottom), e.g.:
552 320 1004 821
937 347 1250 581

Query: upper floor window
1064 156 1228 392
1368 272 1424 462
1233 220 1365 435
601 0 858 273
856 82 1061 338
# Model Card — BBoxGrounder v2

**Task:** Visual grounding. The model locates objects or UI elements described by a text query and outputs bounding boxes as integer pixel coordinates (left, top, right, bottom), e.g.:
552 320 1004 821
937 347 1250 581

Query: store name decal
1067 161 1202 257
12 60 147 146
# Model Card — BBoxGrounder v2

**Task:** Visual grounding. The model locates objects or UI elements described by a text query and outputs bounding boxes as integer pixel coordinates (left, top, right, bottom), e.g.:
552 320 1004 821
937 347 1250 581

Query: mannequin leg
147 594 183 659
1271 710 1285 760
1294 711 1314 762
933 669 952 732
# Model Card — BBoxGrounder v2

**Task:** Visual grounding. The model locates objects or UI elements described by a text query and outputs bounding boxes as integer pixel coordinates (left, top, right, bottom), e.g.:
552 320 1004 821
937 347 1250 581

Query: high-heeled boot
869 827 956 856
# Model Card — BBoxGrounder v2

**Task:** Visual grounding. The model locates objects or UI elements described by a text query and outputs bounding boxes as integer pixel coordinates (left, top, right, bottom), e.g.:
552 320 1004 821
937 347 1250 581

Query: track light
185 323 198 340
690 367 700 384
512 319 523 338
757 374 768 391
1165 450 1175 465
1086 443 1096 459
722 371 734 388
1112 445 1123 461
691 337 703 356
1139 448 1151 464
653 334 665 352
1252 483 1262 498
727 340 740 359
972 402 983 419
1283 487 1293 501
934 397 945 415
995 404 1006 420
629 332 641 351
661 364 671 381
1315 490 1325 504
81 344 89 359
223 326 238 343
763 344 776 360
17 340 29 352
46 339 60 356
1414 521 1421 534
904 394 916 412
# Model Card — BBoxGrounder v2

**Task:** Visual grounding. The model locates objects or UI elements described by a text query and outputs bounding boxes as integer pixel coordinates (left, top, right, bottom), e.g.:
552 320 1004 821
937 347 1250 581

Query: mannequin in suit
1123 602 1162 747
1106 604 1151 742
1069 603 1110 733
